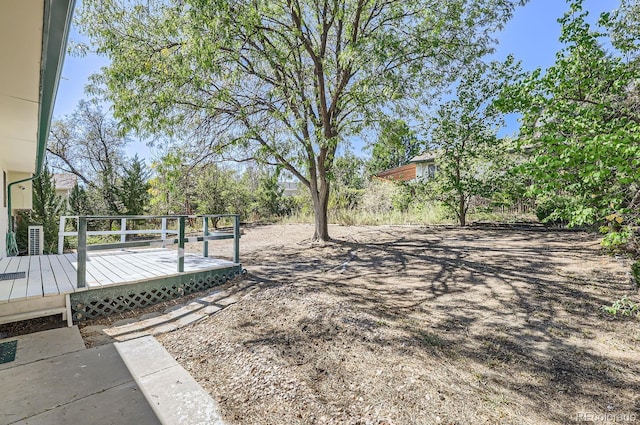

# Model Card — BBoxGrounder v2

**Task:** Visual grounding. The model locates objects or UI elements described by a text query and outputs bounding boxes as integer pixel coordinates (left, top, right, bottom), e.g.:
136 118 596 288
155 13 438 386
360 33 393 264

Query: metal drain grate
0 272 25 282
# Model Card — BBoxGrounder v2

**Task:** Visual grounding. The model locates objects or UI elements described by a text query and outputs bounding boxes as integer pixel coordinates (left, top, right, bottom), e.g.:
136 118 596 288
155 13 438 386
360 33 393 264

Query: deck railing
58 215 241 288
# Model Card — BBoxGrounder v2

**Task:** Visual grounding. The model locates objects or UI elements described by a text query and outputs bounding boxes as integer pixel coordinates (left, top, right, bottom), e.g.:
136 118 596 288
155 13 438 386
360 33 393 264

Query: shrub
360 179 399 215
601 296 640 318
535 195 570 225
600 226 632 253
534 194 597 227
631 261 640 289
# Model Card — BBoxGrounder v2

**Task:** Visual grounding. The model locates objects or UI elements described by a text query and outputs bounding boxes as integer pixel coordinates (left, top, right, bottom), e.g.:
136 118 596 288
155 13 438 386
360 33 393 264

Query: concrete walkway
0 327 224 425
83 282 259 346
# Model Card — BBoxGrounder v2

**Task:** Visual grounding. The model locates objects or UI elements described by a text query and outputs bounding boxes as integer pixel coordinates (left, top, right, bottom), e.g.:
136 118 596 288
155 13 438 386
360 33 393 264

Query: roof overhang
409 153 437 164
0 0 75 174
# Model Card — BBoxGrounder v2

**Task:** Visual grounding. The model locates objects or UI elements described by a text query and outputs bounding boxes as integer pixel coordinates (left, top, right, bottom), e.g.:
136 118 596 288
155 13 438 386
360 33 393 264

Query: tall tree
193 163 251 218
30 165 66 253
79 0 525 241
68 183 93 216
250 168 286 219
48 100 129 215
498 0 640 226
118 155 152 215
429 59 519 226
148 150 194 215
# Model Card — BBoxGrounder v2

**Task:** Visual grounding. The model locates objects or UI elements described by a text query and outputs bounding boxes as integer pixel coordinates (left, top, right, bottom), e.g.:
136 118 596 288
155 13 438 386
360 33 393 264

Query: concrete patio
0 327 224 425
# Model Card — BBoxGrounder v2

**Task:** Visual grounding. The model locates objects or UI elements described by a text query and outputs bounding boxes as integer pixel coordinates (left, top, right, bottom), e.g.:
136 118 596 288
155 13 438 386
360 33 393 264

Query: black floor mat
0 340 17 364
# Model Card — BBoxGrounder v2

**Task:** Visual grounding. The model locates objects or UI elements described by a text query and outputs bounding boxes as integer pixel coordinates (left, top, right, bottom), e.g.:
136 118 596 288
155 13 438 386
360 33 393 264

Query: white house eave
0 1 44 173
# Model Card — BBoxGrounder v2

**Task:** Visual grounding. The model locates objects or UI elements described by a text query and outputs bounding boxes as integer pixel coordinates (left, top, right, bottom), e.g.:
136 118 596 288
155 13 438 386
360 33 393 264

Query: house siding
375 164 417 182
7 172 32 210
415 163 437 180
0 169 34 257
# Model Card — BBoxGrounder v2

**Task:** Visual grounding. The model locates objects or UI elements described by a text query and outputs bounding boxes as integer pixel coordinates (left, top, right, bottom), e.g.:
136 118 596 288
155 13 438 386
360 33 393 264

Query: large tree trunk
312 195 330 241
458 193 466 227
455 156 466 227
309 172 331 242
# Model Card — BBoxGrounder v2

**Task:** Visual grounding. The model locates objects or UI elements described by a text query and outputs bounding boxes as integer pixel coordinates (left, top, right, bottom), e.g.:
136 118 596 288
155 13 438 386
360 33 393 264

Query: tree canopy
367 119 421 175
48 100 129 215
79 0 526 240
499 0 640 226
48 101 153 216
429 58 520 226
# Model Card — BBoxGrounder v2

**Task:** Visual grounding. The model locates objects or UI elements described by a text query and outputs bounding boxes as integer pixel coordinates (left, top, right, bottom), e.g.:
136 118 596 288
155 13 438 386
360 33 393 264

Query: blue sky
53 0 621 160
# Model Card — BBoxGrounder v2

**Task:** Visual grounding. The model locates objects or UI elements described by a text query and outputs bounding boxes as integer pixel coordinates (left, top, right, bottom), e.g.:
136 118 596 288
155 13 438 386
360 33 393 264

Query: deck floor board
9 257 30 302
92 254 155 282
26 257 44 299
112 252 169 277
0 257 15 303
40 256 62 297
119 251 179 275
0 257 11 274
86 256 132 283
0 249 236 304
48 255 75 294
66 253 108 287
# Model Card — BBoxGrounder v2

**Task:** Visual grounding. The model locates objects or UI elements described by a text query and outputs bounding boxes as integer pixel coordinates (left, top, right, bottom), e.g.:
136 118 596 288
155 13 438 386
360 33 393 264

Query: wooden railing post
233 214 240 264
58 216 66 254
120 218 127 244
203 216 209 258
178 216 185 273
161 217 167 248
77 216 87 288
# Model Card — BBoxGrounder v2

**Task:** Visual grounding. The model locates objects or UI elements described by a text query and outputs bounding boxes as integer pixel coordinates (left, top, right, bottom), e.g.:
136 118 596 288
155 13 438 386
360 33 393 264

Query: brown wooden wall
375 164 417 182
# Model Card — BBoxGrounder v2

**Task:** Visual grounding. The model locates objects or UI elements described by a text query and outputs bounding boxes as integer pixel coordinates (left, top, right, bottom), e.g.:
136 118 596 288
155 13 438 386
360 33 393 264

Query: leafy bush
632 261 640 289
360 179 399 215
250 170 286 219
601 296 640 318
535 195 596 227
600 225 632 253
534 195 568 225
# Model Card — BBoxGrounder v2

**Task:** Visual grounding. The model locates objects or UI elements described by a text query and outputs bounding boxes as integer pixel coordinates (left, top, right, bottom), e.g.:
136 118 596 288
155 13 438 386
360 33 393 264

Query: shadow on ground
168 224 640 424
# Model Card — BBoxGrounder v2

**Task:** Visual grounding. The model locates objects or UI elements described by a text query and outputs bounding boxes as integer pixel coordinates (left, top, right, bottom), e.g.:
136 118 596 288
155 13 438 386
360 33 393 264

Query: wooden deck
0 248 236 304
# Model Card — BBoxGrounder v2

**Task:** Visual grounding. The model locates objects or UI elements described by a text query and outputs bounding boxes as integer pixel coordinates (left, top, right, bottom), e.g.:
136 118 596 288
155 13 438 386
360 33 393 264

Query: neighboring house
278 181 300 197
53 173 78 200
375 153 438 182
375 164 417 182
0 0 75 257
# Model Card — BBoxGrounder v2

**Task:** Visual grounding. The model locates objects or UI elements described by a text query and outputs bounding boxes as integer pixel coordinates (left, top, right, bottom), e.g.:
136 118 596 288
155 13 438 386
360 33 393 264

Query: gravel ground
155 223 640 425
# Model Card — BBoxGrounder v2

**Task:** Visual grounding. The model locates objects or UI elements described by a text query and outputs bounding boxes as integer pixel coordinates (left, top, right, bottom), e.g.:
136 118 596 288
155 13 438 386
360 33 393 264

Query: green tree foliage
428 59 520 226
78 0 526 241
193 164 251 218
367 120 421 175
330 153 366 210
68 183 93 216
251 168 286 219
608 0 640 56
118 155 151 215
149 150 194 215
499 0 640 227
17 165 66 254
149 150 255 218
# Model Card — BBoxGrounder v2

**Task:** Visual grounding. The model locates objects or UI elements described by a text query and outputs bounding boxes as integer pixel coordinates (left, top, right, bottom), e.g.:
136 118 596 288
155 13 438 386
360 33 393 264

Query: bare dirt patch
157 223 640 424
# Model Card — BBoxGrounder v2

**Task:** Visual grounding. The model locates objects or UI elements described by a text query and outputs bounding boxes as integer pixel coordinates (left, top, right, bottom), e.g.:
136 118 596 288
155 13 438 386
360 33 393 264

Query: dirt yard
157 223 639 425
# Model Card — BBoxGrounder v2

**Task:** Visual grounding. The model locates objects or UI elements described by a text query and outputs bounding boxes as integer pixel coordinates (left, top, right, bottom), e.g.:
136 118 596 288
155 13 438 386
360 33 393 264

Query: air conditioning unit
28 226 44 256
